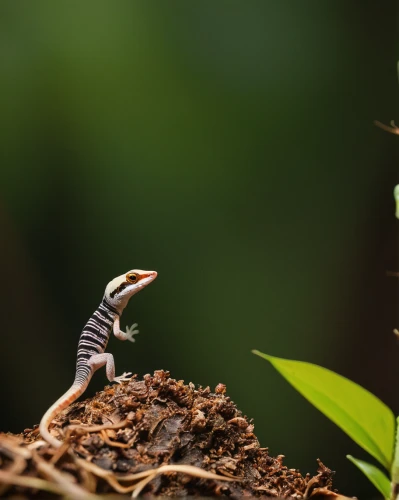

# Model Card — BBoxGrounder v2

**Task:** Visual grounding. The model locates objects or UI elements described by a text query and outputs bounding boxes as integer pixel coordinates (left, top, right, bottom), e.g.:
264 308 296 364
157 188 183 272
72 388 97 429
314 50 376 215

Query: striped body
74 298 118 385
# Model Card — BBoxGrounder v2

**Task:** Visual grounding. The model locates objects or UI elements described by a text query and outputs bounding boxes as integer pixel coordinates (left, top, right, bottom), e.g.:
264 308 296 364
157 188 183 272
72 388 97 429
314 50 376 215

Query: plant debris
0 370 345 498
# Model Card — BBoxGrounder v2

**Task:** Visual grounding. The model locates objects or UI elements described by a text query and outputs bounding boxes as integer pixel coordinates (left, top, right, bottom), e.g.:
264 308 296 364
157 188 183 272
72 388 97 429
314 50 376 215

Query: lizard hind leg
88 353 132 384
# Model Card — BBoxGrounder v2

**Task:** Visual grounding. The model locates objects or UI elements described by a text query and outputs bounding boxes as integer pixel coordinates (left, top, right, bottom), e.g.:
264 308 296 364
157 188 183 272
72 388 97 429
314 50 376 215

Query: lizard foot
113 372 133 384
125 323 139 342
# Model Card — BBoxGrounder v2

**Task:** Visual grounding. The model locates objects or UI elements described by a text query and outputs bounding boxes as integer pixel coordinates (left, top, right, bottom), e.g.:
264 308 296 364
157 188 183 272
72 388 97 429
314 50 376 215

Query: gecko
39 269 157 448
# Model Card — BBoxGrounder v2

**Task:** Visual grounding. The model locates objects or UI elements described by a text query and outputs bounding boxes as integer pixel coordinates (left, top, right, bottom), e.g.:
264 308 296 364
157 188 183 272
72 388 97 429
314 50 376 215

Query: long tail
39 383 87 448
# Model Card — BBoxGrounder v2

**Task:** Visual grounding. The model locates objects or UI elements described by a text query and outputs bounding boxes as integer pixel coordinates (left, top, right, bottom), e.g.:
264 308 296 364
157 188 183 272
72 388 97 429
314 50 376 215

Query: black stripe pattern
74 298 119 385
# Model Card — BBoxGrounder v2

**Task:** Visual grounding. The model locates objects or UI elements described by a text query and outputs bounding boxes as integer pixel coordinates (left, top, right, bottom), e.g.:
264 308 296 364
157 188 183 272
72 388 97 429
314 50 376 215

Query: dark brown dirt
0 371 343 498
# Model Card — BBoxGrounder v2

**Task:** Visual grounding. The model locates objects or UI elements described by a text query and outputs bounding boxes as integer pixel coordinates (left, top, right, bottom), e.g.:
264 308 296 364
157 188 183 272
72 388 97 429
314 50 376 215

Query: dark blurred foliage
0 1 398 498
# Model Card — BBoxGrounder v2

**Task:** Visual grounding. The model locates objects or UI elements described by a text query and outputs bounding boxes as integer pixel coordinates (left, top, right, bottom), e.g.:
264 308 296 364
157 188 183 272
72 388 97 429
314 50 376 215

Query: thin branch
374 120 399 135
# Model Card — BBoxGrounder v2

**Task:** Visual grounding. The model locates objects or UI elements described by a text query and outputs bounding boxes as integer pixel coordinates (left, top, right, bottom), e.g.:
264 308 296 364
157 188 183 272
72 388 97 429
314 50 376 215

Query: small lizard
39 269 157 448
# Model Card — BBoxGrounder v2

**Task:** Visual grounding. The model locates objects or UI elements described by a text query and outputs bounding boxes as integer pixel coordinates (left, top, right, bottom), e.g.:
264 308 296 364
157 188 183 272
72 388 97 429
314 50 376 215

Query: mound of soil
0 370 342 498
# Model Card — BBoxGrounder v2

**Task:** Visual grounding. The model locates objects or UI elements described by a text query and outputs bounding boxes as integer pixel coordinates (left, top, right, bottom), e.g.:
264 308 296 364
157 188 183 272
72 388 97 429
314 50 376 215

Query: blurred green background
0 1 398 498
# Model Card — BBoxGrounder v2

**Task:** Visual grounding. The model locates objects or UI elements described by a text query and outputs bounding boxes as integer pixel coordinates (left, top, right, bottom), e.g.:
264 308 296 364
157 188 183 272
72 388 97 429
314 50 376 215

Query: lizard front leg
88 353 132 383
113 317 139 342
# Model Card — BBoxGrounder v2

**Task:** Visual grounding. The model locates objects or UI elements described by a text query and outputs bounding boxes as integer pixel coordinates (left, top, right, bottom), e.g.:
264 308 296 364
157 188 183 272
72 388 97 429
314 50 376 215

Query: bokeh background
0 1 398 498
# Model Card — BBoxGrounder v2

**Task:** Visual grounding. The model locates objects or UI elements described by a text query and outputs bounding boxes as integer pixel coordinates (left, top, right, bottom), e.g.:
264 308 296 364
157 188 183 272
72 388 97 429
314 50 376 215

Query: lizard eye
126 273 138 284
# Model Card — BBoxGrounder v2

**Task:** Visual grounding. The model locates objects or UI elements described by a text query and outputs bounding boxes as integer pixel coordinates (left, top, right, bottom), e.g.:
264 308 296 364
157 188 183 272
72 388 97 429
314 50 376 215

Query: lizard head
104 269 157 309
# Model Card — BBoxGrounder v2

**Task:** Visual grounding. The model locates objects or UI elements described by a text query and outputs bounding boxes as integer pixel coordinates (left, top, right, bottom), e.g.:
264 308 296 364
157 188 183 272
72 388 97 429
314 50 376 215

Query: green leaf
252 350 395 470
390 417 399 485
347 455 391 499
